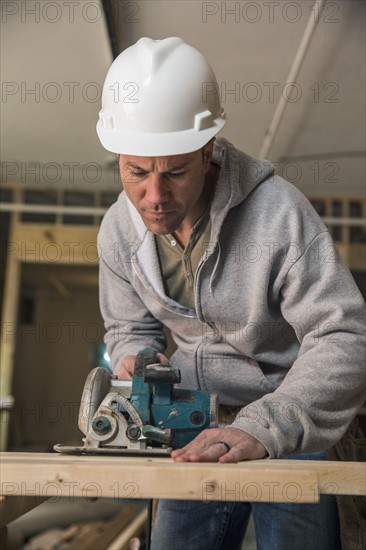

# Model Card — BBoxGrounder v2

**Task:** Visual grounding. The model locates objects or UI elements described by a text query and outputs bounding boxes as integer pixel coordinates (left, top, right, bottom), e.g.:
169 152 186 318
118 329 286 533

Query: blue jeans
151 451 341 550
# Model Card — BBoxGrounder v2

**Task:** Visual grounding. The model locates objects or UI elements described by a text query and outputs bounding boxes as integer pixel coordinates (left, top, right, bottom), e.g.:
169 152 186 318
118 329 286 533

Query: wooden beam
106 508 148 550
66 506 145 550
0 495 48 528
0 232 21 450
1 453 365 505
10 224 99 265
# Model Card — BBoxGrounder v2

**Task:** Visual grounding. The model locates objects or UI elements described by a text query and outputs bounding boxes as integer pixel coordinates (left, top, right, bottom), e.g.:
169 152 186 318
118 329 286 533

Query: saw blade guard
78 367 112 435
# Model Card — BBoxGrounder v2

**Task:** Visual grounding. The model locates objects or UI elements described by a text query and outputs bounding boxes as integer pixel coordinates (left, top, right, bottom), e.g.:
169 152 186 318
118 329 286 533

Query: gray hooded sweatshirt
98 137 366 458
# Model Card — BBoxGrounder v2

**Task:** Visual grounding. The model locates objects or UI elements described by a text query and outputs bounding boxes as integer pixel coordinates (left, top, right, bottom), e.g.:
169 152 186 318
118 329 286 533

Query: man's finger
173 443 228 462
189 441 232 462
172 440 232 462
218 445 247 463
156 352 169 365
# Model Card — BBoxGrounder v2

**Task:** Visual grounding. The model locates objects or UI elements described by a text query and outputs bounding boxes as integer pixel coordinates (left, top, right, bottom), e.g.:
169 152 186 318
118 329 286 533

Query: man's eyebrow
124 162 190 171
165 163 189 171
125 162 146 169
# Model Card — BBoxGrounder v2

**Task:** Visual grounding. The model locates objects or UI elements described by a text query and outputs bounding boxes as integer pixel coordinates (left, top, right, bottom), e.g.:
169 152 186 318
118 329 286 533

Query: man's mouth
149 213 174 221
143 208 175 218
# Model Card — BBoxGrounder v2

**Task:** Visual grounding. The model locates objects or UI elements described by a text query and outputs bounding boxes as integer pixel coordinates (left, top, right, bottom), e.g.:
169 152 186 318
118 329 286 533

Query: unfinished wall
10 281 104 449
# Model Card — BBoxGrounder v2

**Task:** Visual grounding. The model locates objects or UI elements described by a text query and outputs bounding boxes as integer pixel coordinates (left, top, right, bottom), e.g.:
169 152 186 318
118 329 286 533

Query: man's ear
118 153 124 174
203 138 215 172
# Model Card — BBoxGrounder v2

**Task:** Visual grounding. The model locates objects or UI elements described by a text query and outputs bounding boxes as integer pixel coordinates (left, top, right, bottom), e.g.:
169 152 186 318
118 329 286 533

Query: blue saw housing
128 347 215 449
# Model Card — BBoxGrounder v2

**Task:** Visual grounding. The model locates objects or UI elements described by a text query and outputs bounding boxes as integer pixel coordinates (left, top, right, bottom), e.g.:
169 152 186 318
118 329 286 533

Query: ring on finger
216 441 230 453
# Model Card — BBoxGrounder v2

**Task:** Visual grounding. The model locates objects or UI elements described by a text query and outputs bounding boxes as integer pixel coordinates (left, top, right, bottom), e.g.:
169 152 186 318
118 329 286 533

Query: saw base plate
54 443 172 456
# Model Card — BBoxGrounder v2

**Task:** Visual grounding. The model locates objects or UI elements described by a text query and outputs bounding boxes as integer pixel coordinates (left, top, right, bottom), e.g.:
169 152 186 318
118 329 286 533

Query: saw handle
134 347 158 377
144 363 181 384
134 348 181 384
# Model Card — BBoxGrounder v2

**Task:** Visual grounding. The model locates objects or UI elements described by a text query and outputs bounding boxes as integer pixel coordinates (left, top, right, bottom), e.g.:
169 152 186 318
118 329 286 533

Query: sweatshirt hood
208 137 274 244
211 137 274 210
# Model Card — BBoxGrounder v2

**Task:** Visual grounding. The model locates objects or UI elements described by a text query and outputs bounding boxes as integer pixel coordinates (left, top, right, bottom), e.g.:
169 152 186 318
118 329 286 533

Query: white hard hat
96 37 226 156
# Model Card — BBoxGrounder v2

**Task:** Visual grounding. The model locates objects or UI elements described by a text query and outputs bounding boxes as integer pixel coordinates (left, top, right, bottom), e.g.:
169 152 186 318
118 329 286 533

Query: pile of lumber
22 506 148 550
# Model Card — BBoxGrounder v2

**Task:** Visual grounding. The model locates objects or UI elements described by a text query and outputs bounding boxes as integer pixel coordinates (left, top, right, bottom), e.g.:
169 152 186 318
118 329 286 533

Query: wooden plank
1 453 364 507
106 508 148 550
2 454 363 534
0 495 48 528
1 452 319 503
0 453 366 502
71 506 145 550
308 459 366 496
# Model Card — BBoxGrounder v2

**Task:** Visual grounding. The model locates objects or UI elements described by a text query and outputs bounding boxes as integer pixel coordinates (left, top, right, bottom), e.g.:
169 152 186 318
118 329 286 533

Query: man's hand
116 355 136 379
171 427 268 463
116 352 170 380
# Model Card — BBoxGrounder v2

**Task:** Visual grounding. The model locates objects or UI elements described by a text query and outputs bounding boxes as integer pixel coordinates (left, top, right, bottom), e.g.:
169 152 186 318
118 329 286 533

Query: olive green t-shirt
155 207 211 310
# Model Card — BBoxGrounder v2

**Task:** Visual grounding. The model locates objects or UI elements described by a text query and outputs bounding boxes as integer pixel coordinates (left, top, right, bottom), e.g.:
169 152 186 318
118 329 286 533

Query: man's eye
132 171 147 177
168 172 185 178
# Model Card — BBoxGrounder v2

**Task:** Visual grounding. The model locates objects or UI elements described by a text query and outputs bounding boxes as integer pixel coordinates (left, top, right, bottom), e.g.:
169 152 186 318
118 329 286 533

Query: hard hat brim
96 117 226 157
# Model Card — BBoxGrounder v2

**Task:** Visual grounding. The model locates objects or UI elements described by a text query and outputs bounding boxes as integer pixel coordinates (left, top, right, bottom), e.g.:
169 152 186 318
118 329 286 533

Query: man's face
119 143 213 236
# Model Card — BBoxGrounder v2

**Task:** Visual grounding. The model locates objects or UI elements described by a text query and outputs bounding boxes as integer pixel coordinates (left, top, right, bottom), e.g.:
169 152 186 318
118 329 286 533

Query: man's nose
145 174 169 204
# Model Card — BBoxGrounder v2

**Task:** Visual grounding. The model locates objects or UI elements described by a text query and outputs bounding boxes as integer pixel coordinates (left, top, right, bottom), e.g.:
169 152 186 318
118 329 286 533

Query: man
96 37 365 549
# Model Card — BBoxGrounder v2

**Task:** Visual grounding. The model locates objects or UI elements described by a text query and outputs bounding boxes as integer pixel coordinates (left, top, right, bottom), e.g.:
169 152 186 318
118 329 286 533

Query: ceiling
1 0 365 199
